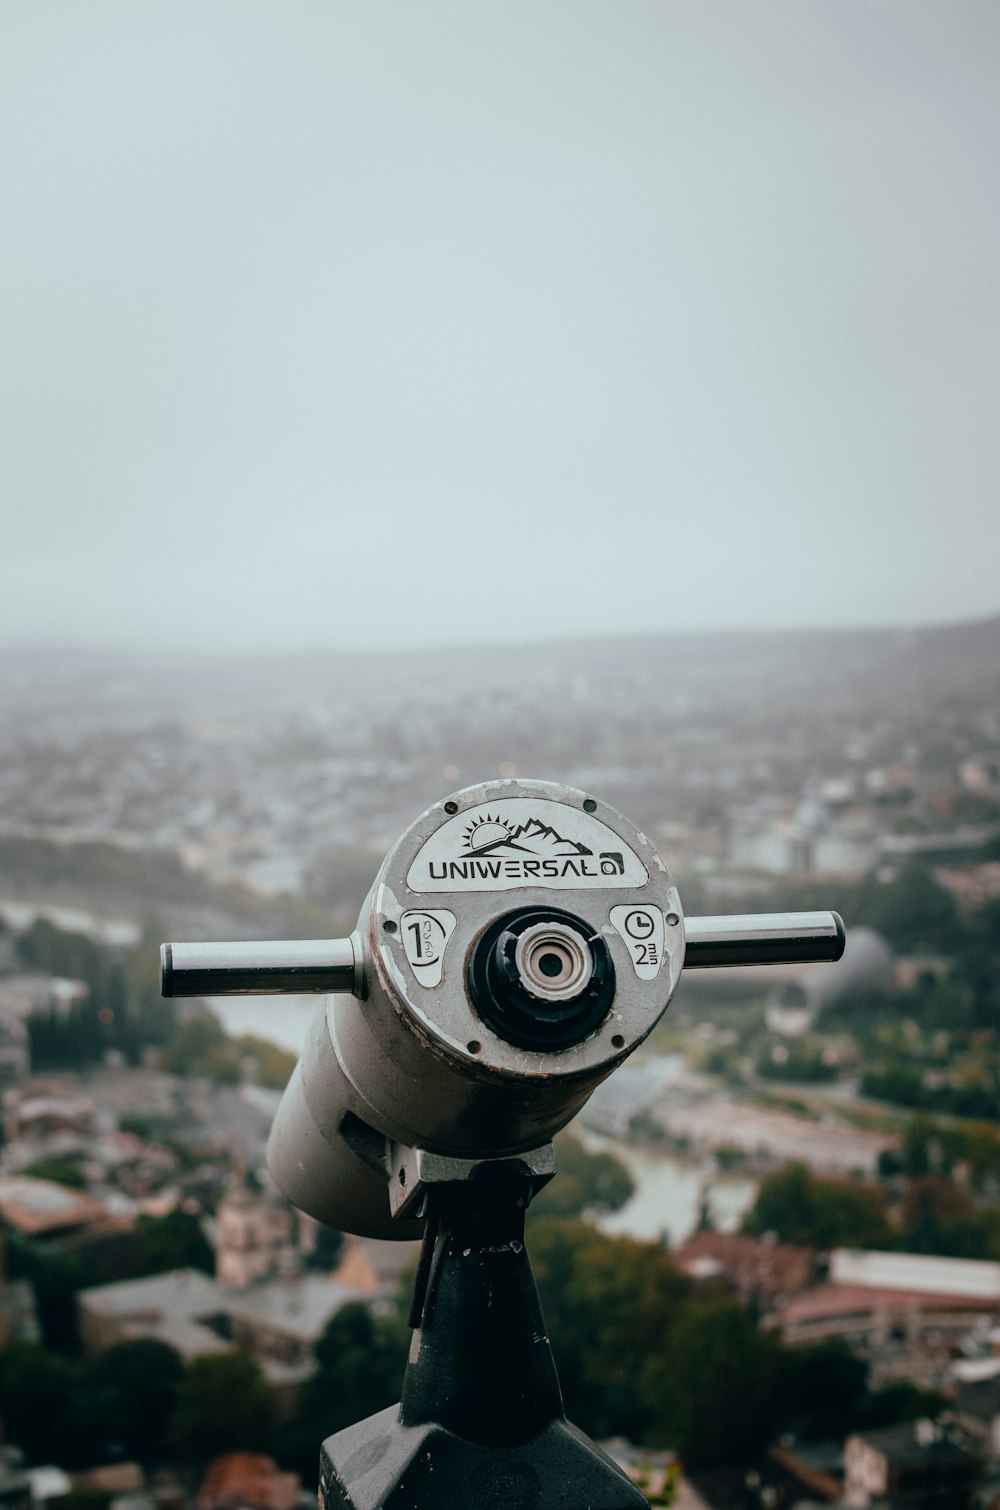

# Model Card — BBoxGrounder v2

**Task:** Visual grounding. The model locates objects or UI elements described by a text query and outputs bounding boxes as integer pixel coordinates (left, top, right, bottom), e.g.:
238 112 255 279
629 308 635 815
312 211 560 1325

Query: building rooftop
780 1283 995 1327
333 1235 421 1294
671 1231 815 1305
831 1249 1000 1302
79 1266 370 1359
0 1176 109 1237
954 1375 1000 1424
79 1268 230 1358
197 1453 298 1510
847 1423 978 1470
225 1276 366 1342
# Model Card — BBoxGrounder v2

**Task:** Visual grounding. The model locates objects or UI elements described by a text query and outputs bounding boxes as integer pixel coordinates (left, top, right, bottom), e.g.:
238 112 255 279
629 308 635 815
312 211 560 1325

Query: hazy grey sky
2 3 998 653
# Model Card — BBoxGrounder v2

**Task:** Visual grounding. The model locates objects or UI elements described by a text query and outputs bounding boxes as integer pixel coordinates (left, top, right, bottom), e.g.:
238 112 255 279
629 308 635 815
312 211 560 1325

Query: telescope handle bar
159 910 844 997
160 936 360 998
683 909 844 969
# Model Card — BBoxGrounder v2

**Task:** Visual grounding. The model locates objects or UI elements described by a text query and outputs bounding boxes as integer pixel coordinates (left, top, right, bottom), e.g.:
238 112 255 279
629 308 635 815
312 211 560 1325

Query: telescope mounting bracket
387 1140 557 1221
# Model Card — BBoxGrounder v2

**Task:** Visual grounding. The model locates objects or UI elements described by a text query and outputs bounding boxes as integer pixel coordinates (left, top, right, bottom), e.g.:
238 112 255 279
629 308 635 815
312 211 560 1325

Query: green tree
529 1218 689 1441
6 1241 87 1353
127 1210 216 1277
856 868 958 954
121 924 179 1051
642 1295 781 1465
860 1062 929 1109
860 1381 947 1429
756 1039 837 1084
901 1115 936 1178
303 1223 344 1272
742 1164 894 1249
170 1352 275 1464
0 1344 86 1465
532 1135 635 1219
17 919 129 1068
238 1035 297 1090
774 1342 868 1440
278 1303 408 1484
898 1176 1000 1260
17 917 103 982
87 1339 184 1462
23 1156 87 1190
162 1015 239 1082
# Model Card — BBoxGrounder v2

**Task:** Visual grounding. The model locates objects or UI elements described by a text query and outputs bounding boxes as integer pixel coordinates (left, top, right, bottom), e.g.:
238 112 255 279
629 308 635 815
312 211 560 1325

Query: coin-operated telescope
162 780 844 1510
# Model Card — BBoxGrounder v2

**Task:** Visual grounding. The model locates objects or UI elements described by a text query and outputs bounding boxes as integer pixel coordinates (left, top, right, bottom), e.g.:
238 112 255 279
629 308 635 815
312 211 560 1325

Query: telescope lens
468 908 615 1052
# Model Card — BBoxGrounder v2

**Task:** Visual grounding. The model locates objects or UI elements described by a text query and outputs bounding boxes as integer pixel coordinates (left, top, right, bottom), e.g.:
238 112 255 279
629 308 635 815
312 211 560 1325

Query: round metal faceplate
370 779 684 1079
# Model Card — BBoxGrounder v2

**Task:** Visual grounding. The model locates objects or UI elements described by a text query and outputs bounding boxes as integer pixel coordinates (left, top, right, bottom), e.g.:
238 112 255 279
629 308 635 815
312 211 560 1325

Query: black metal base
320 1408 646 1510
317 1161 647 1510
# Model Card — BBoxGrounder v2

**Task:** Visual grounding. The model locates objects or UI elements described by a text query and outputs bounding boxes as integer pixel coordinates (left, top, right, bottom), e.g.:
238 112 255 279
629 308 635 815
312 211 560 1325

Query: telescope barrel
160 937 358 997
682 910 845 969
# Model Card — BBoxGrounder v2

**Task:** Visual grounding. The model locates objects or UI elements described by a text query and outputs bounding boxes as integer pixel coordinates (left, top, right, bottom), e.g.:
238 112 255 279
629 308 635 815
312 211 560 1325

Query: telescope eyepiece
468 907 615 1052
513 921 593 1001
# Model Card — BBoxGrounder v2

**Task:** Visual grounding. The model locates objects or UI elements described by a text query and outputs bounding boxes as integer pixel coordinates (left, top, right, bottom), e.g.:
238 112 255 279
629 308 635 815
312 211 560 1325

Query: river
576 1126 757 1245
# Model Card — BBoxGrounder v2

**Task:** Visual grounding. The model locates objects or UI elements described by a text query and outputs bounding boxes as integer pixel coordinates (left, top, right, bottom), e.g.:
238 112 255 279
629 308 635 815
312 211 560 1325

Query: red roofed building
773 1250 1000 1388
669 1231 817 1315
196 1455 299 1510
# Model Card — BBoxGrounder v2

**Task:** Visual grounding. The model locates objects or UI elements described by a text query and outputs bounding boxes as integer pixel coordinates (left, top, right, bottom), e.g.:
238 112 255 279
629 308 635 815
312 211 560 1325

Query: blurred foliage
897 1175 1000 1260
237 1033 297 1089
529 1218 691 1442
0 1343 89 1466
743 1159 1000 1261
17 917 173 1069
735 867 961 956
6 1241 87 1352
742 1164 894 1249
276 1302 409 1483
162 1014 239 1083
901 1113 1000 1188
302 1222 344 1272
87 1338 184 1462
169 1351 275 1464
858 1381 948 1429
270 1221 926 1478
755 1037 837 1084
0 1335 271 1469
7 1210 213 1353
23 1155 88 1190
642 1294 783 1464
160 1012 296 1089
0 838 211 903
531 1134 635 1220
0 836 335 937
127 1209 216 1277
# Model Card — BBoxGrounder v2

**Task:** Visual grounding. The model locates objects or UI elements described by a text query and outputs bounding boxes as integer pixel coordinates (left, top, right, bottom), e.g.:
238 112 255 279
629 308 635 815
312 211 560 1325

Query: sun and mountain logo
461 813 612 861
405 803 646 893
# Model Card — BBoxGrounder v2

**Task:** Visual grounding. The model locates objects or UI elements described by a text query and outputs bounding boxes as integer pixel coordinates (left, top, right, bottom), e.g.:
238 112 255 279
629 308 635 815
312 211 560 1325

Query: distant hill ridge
3 612 997 717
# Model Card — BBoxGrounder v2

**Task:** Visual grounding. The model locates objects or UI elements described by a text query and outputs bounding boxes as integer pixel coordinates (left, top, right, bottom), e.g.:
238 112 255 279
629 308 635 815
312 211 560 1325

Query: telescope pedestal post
318 1162 648 1510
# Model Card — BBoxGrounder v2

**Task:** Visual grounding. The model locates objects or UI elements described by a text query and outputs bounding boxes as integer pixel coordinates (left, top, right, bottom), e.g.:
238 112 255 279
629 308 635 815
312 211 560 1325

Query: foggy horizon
3 601 1000 664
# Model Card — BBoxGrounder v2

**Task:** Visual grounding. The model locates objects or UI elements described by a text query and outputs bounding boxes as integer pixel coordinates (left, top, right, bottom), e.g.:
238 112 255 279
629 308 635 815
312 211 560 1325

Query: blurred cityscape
1 617 1000 1510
